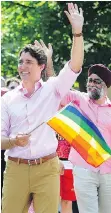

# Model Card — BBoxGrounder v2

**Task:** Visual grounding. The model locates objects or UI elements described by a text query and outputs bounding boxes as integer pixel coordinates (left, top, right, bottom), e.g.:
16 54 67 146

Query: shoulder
1 88 19 104
46 76 57 83
42 76 57 90
66 89 88 100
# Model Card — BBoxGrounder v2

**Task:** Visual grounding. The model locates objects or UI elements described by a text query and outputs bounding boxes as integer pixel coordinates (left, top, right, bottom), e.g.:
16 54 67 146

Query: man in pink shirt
61 64 111 213
1 3 84 213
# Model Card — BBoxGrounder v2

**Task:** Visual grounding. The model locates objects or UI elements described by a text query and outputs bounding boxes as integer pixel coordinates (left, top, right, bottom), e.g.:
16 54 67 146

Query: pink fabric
1 87 9 96
61 90 111 174
1 62 80 160
28 202 35 213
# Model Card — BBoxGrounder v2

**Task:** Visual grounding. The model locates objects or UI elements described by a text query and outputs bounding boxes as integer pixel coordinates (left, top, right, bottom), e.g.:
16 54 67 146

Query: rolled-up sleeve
54 62 81 99
1 96 10 137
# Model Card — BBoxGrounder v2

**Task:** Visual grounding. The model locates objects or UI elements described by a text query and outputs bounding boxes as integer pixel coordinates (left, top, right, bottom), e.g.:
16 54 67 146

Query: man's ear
40 64 45 71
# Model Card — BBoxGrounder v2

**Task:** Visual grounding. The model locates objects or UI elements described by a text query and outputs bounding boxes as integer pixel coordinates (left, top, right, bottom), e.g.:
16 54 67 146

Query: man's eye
18 60 23 64
95 80 101 84
18 61 32 65
26 61 31 64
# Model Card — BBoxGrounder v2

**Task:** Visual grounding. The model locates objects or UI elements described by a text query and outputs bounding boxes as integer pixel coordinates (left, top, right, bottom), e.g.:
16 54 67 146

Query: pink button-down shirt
61 90 111 174
1 63 80 160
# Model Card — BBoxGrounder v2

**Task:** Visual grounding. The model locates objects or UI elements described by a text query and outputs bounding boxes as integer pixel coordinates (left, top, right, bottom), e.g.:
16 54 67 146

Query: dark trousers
72 201 79 213
1 150 6 198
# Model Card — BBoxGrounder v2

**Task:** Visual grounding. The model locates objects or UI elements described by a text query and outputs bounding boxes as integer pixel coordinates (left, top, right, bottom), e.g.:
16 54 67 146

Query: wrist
72 32 83 37
9 138 17 147
72 28 83 35
47 57 53 62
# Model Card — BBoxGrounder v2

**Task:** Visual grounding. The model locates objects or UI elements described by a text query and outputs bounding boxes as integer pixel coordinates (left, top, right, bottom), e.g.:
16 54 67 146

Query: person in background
6 77 20 90
42 6 111 213
61 64 111 213
56 133 79 213
1 3 84 213
1 77 9 198
1 76 6 87
1 76 9 96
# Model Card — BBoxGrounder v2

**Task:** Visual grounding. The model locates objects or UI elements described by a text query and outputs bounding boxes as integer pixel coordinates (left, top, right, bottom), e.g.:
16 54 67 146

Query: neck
94 96 107 105
22 81 35 95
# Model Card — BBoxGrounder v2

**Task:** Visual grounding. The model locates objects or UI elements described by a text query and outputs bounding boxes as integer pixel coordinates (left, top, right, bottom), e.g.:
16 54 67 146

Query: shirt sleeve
1 95 10 137
53 62 82 99
60 90 82 107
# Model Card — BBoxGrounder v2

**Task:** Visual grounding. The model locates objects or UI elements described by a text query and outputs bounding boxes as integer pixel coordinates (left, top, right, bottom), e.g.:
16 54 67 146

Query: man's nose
19 62 27 70
89 81 95 86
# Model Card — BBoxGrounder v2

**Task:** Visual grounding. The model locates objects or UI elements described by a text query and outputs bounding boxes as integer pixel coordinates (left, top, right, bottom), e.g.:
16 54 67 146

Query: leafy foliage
1 1 111 91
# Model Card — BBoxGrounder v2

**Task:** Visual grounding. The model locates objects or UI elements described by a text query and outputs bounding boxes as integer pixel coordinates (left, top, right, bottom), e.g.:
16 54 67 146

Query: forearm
46 57 56 78
70 35 84 72
1 136 17 150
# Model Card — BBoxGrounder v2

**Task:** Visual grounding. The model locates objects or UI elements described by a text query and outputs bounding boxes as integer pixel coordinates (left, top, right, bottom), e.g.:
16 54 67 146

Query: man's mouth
20 72 30 76
88 87 98 91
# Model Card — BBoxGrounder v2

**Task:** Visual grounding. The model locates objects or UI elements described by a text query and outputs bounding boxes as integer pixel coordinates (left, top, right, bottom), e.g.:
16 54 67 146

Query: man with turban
40 36 111 213
60 64 111 213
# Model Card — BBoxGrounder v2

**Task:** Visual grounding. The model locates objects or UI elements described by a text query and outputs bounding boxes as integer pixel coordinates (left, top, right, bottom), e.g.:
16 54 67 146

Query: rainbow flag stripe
47 104 111 167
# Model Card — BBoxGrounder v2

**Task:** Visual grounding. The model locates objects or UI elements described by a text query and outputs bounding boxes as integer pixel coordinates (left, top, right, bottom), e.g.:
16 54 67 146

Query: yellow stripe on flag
49 113 110 160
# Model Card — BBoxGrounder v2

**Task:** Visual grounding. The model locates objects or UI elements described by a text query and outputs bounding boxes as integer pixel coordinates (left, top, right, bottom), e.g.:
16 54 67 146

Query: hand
34 40 53 58
65 3 84 34
15 133 31 147
60 161 65 175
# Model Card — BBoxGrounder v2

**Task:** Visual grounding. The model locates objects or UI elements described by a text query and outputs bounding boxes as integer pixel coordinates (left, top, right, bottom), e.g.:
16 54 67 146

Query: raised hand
65 3 84 34
34 39 55 78
34 40 53 58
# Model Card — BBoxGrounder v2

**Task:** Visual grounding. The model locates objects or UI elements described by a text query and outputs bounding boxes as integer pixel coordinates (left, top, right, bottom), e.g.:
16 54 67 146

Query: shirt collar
88 96 111 107
18 79 44 96
106 98 111 107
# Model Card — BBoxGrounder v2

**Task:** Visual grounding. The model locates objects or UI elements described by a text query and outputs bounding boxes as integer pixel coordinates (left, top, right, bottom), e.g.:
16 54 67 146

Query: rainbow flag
47 103 111 167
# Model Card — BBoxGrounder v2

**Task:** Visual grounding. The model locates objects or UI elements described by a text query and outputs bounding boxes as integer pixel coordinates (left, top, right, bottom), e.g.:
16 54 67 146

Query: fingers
64 11 72 24
40 39 47 49
34 40 42 48
40 40 53 53
17 133 31 138
79 7 83 16
48 43 53 54
35 39 47 50
68 3 76 14
67 2 82 15
68 2 73 13
48 43 52 50
16 134 31 147
34 39 52 55
74 4 79 13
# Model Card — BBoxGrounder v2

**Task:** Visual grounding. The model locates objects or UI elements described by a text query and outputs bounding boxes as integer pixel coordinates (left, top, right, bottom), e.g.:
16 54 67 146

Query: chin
88 92 100 100
22 79 30 83
20 75 30 81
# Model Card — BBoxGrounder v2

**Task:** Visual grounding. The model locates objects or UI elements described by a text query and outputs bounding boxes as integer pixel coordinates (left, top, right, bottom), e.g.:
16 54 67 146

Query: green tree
1 1 111 91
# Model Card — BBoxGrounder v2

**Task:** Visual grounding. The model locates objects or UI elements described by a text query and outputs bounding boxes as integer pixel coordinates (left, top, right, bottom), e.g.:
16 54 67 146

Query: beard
87 86 104 100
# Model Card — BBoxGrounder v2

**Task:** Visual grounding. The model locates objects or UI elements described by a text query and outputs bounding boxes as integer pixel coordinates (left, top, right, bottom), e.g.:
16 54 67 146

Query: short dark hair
19 44 47 70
